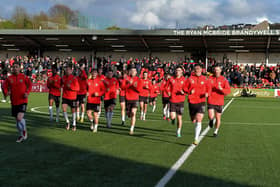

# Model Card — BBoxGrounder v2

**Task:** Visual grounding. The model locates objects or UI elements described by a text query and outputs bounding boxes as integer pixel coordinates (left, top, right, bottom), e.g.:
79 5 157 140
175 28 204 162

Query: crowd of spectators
1 55 280 89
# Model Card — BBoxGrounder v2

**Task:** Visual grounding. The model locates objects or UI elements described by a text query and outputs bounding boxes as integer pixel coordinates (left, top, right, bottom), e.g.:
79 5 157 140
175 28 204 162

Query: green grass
0 94 279 186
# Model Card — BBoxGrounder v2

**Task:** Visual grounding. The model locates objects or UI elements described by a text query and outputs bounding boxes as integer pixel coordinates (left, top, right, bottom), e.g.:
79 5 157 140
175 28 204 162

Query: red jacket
125 76 142 101
62 74 80 100
150 83 160 98
47 74 61 97
160 80 170 98
167 76 186 103
87 77 105 104
97 74 105 81
3 73 32 105
184 75 208 104
207 75 231 106
77 70 88 95
119 78 126 97
103 77 119 100
140 79 152 97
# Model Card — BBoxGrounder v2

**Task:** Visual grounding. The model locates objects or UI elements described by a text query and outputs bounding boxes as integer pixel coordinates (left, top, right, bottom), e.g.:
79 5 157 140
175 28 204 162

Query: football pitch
0 93 280 187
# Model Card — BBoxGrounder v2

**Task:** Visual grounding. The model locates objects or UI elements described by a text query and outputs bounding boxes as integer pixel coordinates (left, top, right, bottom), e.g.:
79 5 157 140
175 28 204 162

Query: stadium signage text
173 30 280 36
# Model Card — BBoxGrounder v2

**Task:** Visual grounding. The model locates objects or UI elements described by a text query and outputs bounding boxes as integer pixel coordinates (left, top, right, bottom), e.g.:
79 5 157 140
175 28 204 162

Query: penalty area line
154 98 235 187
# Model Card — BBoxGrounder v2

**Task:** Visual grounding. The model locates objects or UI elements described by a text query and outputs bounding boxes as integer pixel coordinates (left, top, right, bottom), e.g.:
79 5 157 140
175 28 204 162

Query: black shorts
86 103 100 113
104 99 116 109
208 104 223 113
126 100 138 112
189 102 206 117
119 96 126 103
149 97 156 103
170 102 185 115
48 94 60 107
162 97 170 105
76 94 86 105
62 98 77 109
139 96 149 104
12 103 27 117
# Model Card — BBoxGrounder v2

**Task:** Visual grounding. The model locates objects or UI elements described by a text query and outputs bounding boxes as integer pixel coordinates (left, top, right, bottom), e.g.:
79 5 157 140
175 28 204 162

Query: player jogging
76 64 88 123
167 66 186 138
86 69 105 133
139 71 151 120
3 62 31 143
62 64 80 131
119 71 127 126
149 79 160 112
161 74 171 120
103 69 119 128
125 66 142 135
207 65 231 137
47 64 62 122
184 64 208 145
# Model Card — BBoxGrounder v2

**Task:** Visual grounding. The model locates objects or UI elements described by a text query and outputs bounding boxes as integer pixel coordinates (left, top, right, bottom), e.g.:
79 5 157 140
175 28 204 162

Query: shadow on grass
0 132 253 187
0 107 254 186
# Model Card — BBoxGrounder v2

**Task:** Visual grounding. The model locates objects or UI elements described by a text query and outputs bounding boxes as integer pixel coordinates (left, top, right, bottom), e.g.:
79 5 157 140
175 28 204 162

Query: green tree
11 6 33 29
106 25 121 30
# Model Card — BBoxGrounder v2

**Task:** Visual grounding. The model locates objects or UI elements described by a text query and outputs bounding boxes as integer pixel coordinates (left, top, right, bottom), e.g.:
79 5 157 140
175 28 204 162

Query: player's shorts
104 99 116 109
76 94 86 105
162 97 170 105
86 103 100 113
207 104 223 113
126 100 139 112
149 97 156 103
170 102 185 115
119 96 126 103
189 102 206 117
139 96 149 104
48 94 60 107
12 103 27 117
62 98 77 109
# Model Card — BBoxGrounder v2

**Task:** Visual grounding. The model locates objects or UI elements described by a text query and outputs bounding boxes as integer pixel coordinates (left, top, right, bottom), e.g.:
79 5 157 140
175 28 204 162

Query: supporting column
265 49 269 66
205 50 208 72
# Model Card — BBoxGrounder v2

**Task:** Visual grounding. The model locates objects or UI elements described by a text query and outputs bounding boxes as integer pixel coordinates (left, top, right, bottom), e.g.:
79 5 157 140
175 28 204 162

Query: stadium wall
1 50 279 65
0 51 28 58
208 52 267 64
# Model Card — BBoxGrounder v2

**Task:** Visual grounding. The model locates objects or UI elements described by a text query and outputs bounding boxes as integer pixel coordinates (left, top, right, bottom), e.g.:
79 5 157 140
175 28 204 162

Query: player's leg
87 109 94 131
166 102 170 121
170 103 177 125
143 100 148 120
55 97 60 123
62 103 70 130
93 110 99 133
176 114 183 137
107 101 115 128
130 107 137 135
152 99 156 113
76 100 80 121
71 105 77 131
104 100 110 128
193 113 204 145
80 103 85 123
16 112 27 142
120 101 126 125
208 107 215 128
126 102 131 118
49 97 54 121
162 97 167 120
98 97 103 118
213 109 222 136
139 100 144 120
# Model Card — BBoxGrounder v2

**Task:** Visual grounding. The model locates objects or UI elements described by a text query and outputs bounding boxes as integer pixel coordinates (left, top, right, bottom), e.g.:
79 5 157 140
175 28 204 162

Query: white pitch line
154 98 235 187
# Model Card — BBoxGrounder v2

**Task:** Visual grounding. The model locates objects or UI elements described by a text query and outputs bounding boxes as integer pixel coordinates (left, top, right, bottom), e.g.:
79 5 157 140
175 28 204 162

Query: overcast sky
0 0 279 29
